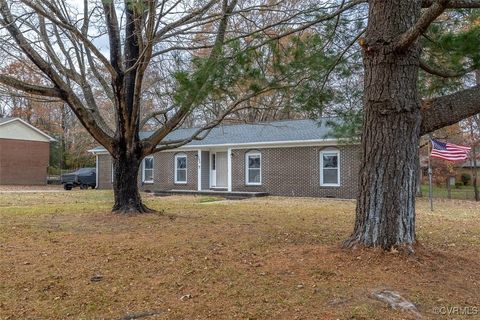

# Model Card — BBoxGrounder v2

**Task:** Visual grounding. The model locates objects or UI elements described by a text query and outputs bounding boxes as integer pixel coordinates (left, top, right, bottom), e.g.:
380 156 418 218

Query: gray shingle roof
90 118 339 152
160 118 336 145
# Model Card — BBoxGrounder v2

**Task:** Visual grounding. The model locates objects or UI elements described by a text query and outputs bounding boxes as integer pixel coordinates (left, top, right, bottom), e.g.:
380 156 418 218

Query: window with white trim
175 154 187 184
142 156 154 183
246 152 261 185
320 149 340 186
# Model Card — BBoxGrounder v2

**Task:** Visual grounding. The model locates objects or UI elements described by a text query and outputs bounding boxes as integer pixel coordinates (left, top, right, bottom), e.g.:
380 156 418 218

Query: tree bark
111 146 154 214
345 1 422 251
420 84 480 135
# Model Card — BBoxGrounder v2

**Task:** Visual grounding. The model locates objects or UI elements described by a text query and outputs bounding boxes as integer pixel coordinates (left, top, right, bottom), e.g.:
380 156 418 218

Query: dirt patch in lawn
0 191 479 319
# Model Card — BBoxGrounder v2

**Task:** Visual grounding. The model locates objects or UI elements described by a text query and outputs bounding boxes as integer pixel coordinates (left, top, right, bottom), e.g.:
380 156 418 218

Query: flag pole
428 134 434 211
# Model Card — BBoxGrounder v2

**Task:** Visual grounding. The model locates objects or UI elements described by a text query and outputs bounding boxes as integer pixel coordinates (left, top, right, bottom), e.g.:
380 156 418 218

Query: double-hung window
142 156 154 184
246 152 261 185
175 154 187 184
320 150 340 186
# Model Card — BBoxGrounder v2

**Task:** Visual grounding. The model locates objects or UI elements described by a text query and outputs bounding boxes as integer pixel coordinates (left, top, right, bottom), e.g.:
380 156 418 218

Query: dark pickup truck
61 168 96 190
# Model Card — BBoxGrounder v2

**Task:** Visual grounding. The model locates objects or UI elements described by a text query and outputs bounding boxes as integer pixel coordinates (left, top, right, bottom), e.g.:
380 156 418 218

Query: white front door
210 151 228 188
215 152 228 188
210 153 216 187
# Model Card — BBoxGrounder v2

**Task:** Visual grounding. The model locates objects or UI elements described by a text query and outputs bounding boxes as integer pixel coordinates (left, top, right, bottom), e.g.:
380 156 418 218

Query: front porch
198 149 232 192
152 189 268 200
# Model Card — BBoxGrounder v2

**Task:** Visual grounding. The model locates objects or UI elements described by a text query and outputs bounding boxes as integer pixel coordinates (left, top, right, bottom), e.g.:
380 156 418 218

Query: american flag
431 139 471 162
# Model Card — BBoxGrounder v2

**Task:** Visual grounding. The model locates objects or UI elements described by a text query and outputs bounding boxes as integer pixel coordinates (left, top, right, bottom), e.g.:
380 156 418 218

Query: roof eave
88 138 355 154
88 148 109 155
0 118 57 142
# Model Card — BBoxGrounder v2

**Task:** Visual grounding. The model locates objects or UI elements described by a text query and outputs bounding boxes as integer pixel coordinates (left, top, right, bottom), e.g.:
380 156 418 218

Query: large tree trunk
107 4 153 215
345 1 422 250
111 147 153 214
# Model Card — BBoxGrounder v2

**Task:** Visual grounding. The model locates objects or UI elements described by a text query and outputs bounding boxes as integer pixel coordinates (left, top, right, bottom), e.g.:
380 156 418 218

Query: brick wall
97 151 198 191
151 151 198 191
96 155 143 189
96 145 361 199
0 138 49 185
231 145 361 199
201 151 210 190
97 154 113 189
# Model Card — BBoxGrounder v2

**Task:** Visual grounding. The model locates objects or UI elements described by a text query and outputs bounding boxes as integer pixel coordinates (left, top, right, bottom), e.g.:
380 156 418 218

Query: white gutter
88 138 348 154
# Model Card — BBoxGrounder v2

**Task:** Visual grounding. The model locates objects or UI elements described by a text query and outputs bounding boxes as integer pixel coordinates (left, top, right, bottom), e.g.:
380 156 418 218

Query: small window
212 153 216 170
175 154 187 184
142 156 154 183
246 152 261 185
320 150 340 186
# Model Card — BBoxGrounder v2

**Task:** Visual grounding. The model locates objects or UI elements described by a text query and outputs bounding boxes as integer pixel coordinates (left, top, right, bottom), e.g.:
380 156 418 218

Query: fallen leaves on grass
0 192 479 319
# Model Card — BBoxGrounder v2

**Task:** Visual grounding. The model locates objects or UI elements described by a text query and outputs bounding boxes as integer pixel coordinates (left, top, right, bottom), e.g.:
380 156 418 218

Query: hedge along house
90 119 361 198
0 117 55 185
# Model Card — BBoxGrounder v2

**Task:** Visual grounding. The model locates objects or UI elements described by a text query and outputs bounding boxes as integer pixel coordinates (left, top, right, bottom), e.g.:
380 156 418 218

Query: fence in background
47 169 75 185
420 185 478 201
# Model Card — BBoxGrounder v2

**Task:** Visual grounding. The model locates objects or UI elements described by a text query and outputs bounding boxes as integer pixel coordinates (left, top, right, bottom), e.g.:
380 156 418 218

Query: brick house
90 119 361 198
0 118 55 185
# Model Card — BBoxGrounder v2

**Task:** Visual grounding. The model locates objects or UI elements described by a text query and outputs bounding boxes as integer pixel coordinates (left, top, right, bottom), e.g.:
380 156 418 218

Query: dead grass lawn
0 191 479 319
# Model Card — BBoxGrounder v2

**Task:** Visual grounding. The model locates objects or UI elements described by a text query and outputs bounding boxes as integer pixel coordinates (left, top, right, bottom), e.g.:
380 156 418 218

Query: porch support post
197 150 202 191
227 148 232 192
95 154 99 189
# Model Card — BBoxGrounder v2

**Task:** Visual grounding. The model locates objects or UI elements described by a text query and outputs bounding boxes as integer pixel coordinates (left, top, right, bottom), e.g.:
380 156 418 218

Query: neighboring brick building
91 119 361 199
0 118 54 185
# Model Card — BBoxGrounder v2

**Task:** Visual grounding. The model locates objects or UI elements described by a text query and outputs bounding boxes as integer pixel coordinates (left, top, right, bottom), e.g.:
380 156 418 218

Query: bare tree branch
154 0 218 43
154 86 274 152
0 75 61 97
420 59 476 78
140 105 176 128
395 0 449 52
144 0 239 153
19 0 118 79
0 0 113 148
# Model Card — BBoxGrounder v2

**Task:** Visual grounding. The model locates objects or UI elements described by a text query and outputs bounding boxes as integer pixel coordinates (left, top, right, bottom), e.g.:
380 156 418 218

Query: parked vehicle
61 168 96 190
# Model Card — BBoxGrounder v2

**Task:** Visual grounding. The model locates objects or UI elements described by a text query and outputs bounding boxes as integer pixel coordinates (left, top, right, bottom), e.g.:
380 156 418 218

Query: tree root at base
112 203 157 214
342 236 416 255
